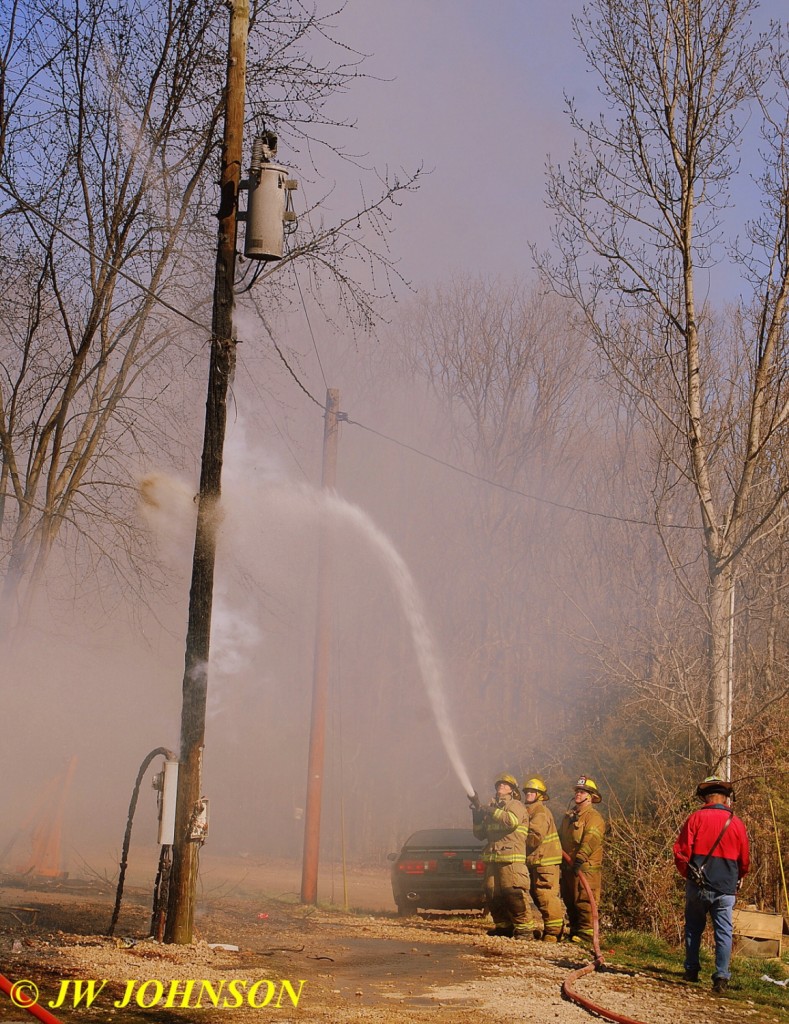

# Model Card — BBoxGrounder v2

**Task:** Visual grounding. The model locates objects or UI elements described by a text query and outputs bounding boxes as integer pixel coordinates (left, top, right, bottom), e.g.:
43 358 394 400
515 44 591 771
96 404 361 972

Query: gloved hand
573 860 584 876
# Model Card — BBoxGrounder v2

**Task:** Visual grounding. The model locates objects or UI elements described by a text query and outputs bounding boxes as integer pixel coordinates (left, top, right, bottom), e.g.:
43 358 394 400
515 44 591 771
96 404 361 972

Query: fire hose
469 791 650 1024
0 973 63 1024
560 849 650 1024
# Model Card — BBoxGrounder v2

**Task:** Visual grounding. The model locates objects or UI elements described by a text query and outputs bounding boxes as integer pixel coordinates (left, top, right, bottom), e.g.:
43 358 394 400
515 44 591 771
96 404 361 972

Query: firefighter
521 777 564 941
559 775 605 944
673 776 750 994
471 773 532 938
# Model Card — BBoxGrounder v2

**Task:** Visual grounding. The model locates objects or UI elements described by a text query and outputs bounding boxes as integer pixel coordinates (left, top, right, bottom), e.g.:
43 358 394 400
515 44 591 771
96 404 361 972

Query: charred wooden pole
165 0 249 944
300 388 340 904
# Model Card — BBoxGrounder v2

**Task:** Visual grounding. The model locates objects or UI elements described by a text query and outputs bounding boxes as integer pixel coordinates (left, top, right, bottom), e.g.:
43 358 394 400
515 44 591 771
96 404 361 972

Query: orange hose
0 973 64 1024
560 851 650 1024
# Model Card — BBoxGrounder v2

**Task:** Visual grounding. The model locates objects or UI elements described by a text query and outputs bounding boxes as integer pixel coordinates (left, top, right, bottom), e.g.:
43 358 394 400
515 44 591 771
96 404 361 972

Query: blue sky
296 0 588 290
291 0 782 305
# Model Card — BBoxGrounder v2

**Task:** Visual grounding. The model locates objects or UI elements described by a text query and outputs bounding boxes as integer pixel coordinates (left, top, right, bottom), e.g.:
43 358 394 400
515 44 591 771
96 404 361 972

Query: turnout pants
529 864 564 937
485 862 534 935
560 866 601 941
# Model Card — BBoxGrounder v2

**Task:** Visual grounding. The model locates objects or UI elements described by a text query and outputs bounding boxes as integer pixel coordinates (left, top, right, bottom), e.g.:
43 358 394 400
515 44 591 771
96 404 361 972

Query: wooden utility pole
165 0 249 944
300 388 340 904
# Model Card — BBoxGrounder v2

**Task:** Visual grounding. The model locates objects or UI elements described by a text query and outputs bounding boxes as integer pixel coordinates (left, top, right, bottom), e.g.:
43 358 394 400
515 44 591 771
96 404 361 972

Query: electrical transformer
243 134 297 261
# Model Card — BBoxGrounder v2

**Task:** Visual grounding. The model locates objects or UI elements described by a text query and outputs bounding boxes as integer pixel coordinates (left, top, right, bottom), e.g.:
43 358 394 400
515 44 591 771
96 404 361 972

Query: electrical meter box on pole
152 758 179 846
243 133 297 261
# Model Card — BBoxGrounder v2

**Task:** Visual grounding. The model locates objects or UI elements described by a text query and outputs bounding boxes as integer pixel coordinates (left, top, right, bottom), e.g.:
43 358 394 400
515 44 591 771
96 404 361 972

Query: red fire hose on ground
560 850 651 1024
0 973 63 1024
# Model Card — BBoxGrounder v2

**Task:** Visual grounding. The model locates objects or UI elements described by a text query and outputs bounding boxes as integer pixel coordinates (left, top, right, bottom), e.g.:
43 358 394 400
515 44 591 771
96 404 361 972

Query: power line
2 184 697 532
236 350 311 482
286 180 328 390
258 335 697 531
260 320 324 409
3 180 330 423
1 185 210 336
1 182 324 412
290 260 329 390
343 415 699 531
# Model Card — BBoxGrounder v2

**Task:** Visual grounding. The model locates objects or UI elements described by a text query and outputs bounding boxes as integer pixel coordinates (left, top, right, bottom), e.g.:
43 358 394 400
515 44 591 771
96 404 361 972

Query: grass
603 930 789 1017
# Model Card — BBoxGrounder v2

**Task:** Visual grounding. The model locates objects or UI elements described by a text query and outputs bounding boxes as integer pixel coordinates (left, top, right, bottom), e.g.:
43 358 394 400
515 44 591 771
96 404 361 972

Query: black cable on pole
150 844 172 942
108 747 176 937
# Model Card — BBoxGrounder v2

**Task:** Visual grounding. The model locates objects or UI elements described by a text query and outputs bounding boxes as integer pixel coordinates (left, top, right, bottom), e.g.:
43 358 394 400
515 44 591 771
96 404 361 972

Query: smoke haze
0 1 659 897
1 324 606 884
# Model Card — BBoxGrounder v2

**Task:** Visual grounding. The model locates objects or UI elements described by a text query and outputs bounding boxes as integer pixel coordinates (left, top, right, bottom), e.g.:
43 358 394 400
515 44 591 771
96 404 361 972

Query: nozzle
469 791 482 812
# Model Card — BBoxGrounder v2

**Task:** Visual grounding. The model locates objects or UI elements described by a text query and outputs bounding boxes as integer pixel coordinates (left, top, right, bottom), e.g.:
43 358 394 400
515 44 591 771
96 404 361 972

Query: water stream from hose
140 468 476 795
319 490 476 797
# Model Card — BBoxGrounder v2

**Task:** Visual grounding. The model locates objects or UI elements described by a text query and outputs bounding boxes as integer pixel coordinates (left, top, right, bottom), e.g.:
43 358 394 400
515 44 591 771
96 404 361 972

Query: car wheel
396 900 417 917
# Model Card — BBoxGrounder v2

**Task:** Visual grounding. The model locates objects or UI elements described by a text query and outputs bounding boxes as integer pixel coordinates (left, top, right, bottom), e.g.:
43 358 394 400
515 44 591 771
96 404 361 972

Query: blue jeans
684 881 735 980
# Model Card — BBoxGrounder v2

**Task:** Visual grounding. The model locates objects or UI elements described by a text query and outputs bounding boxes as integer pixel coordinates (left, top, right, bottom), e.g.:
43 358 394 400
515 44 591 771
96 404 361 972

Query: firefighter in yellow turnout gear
521 777 564 941
559 775 605 944
472 774 532 938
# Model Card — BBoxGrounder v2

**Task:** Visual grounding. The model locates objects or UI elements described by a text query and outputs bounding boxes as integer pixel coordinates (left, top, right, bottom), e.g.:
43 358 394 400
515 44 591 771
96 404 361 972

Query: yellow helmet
574 775 602 803
521 777 549 800
494 773 521 799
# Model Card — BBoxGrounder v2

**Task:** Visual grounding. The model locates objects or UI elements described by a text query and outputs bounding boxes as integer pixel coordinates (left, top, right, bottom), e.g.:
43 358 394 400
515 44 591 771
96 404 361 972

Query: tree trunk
707 562 733 773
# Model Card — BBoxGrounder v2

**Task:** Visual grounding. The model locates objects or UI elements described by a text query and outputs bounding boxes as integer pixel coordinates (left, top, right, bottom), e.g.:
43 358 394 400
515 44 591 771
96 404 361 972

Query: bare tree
537 0 789 770
398 276 595 740
0 0 419 627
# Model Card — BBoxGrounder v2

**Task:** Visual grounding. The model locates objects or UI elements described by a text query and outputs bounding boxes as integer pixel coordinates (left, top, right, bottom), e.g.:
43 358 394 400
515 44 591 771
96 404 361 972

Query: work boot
712 977 728 994
486 925 514 937
542 934 559 943
512 930 533 941
683 970 699 982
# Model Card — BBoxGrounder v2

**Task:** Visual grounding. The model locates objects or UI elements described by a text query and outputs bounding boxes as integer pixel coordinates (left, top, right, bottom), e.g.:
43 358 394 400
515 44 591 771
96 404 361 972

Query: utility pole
165 0 249 944
300 388 340 905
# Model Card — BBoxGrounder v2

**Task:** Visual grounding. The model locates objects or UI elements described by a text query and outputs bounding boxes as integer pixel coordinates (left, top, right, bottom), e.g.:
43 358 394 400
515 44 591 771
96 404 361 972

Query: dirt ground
1 853 786 1024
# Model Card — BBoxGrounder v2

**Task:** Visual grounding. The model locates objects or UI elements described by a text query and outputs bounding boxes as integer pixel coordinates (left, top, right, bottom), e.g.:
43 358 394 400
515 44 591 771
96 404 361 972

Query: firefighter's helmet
522 777 549 801
494 773 521 799
574 776 602 803
696 776 734 799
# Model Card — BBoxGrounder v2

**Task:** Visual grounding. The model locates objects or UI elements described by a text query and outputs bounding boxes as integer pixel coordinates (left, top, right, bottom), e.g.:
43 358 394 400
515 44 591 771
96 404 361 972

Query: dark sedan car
388 827 487 916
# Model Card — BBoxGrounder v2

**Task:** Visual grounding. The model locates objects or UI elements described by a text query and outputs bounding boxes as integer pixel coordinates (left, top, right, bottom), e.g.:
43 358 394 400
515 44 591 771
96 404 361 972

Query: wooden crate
732 908 785 958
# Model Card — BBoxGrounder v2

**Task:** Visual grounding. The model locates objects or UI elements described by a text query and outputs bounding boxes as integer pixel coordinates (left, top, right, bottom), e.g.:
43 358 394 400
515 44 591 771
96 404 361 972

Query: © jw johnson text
48 978 306 1009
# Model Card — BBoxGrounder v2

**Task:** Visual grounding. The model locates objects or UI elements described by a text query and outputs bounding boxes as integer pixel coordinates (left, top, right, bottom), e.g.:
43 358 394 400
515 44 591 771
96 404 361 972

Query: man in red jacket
673 776 749 994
